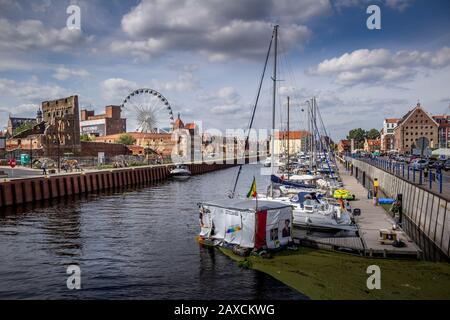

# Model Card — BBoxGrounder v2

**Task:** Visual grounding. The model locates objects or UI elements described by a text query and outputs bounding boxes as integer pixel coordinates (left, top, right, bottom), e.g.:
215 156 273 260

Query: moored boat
170 165 191 179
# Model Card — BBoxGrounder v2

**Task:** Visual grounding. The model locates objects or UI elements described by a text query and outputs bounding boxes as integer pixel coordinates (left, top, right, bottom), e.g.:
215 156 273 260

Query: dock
294 163 422 259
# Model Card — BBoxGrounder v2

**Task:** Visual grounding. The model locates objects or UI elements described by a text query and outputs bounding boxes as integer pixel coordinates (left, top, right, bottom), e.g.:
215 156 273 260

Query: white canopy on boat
432 148 450 157
199 199 293 249
288 174 318 181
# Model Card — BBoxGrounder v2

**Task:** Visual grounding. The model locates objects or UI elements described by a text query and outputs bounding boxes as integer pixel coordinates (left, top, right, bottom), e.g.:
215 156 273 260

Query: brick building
79 141 131 157
432 115 449 148
363 138 381 153
393 103 439 154
0 132 5 155
80 105 126 137
6 116 37 137
42 95 81 156
337 139 350 155
95 132 176 157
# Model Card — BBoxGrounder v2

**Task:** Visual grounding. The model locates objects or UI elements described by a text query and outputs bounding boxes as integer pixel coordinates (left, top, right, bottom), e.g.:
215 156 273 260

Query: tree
13 121 34 136
80 133 94 142
347 128 366 149
366 128 381 140
117 133 136 145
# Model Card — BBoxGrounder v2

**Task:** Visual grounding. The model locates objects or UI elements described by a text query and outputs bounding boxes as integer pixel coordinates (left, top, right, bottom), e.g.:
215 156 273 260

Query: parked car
405 155 419 164
411 159 429 170
444 160 450 171
428 160 444 170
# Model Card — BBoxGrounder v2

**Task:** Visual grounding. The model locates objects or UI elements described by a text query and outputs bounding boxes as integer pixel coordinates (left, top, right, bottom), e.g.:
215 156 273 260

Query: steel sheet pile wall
0 161 242 209
349 158 449 260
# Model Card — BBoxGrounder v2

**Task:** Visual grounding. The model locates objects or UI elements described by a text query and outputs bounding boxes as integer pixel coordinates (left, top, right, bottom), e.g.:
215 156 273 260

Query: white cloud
199 86 241 104
210 104 243 115
0 18 93 52
101 78 138 102
385 0 415 11
0 78 68 102
113 0 317 61
333 0 415 11
311 47 450 85
152 67 199 93
53 66 90 81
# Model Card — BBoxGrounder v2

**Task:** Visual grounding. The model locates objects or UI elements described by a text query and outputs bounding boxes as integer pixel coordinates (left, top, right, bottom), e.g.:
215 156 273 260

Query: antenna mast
270 25 279 196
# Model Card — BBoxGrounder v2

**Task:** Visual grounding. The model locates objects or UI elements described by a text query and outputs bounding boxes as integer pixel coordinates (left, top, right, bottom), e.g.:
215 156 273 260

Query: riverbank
220 247 450 300
0 159 253 208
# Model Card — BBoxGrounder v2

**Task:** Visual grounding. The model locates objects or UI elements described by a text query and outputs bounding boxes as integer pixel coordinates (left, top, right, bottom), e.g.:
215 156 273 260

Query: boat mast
307 99 312 172
287 96 290 179
312 97 316 171
270 25 278 196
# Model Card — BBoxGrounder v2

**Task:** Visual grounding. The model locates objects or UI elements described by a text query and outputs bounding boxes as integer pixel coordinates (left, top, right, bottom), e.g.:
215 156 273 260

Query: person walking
41 162 47 175
373 178 379 206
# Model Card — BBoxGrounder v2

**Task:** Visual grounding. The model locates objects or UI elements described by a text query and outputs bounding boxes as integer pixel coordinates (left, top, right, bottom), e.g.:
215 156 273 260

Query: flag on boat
247 177 257 198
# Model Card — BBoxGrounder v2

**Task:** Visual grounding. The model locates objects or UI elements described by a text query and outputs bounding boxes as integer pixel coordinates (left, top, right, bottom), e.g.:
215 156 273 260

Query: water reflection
0 165 306 299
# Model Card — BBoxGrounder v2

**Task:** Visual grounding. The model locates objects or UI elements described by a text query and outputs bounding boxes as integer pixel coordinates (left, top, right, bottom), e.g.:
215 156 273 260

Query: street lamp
146 141 150 165
52 121 62 174
53 137 60 173
29 136 33 169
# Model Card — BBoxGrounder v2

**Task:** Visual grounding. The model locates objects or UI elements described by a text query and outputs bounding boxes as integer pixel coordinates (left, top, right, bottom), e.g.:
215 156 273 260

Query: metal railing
353 156 446 195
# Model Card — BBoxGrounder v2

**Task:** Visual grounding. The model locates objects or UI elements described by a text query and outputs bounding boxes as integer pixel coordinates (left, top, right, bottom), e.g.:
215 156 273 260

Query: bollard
407 166 410 180
439 173 443 194
402 164 405 177
419 169 422 185
397 194 403 224
413 167 416 182
429 170 432 189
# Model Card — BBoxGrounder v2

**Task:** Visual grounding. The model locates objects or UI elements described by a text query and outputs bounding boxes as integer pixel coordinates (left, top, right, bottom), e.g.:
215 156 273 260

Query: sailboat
197 26 294 251
198 25 355 245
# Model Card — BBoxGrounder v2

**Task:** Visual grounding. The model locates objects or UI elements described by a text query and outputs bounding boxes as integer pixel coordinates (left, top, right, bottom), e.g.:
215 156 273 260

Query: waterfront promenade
338 162 422 258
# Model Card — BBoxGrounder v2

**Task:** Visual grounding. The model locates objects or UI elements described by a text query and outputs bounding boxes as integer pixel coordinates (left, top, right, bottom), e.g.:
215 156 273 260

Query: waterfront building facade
42 95 81 156
337 139 350 155
432 115 449 148
393 103 439 154
273 130 310 156
6 116 37 137
96 132 176 157
80 105 127 137
363 138 381 153
380 118 399 153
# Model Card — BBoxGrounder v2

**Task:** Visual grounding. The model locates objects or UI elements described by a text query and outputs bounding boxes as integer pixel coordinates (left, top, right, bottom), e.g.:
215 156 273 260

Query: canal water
0 164 306 299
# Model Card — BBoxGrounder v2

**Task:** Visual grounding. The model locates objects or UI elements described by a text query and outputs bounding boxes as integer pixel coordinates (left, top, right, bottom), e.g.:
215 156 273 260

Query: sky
0 0 449 140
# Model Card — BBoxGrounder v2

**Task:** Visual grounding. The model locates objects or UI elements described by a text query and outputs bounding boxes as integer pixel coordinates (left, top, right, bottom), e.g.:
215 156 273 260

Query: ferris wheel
121 89 174 133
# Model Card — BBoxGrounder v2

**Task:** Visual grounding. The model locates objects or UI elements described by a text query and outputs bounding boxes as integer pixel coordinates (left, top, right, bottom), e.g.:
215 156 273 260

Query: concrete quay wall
0 158 256 209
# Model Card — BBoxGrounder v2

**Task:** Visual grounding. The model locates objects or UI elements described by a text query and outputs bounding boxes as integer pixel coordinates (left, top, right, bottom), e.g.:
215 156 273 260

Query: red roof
385 118 399 123
366 139 381 146
173 116 184 129
185 123 196 130
274 130 310 140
